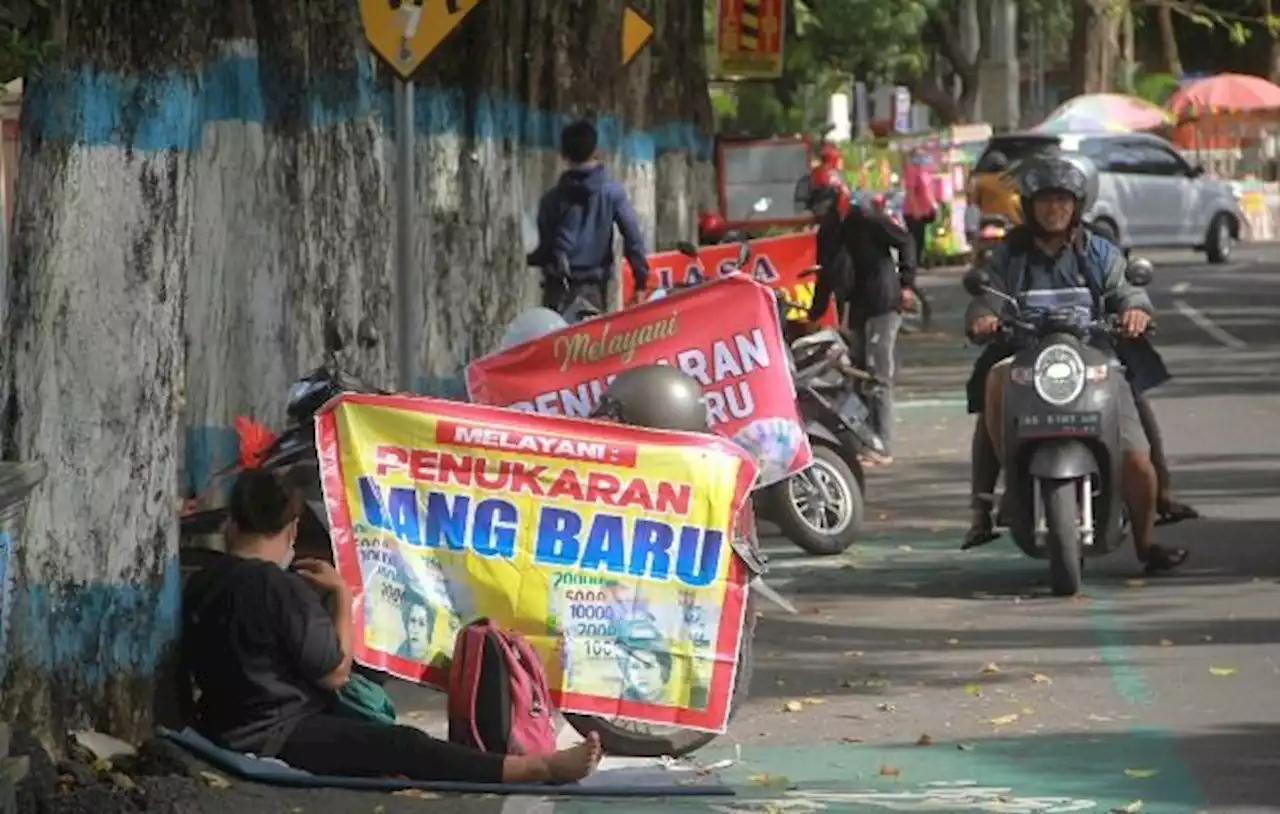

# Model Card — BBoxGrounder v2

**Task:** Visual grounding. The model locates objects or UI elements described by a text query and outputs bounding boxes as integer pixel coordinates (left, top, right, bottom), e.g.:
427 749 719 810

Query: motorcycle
962 257 1154 596
671 241 875 556
970 214 1011 266
180 365 793 760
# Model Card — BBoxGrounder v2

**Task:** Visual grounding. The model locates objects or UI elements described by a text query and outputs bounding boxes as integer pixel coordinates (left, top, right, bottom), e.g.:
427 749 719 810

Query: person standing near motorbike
526 119 651 312
902 148 939 264
963 155 1189 575
806 183 918 465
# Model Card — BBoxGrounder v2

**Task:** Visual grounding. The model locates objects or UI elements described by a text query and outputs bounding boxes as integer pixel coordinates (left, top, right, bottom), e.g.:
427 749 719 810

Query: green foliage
801 0 938 83
1133 70 1179 103
0 0 53 82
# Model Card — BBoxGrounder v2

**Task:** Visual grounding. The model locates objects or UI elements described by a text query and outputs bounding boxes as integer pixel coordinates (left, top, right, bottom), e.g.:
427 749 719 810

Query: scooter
962 258 1154 596
970 214 1011 266
670 241 873 556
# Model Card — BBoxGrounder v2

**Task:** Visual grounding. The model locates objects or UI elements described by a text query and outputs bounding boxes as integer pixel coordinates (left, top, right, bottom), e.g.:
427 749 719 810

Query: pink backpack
447 619 559 755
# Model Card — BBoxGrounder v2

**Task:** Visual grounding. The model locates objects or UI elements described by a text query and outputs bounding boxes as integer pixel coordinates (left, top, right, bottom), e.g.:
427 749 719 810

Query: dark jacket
809 204 917 322
964 226 1168 413
527 164 650 288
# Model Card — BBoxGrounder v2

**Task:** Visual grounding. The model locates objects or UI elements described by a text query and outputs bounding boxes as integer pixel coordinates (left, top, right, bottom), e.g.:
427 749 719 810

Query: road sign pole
394 77 420 394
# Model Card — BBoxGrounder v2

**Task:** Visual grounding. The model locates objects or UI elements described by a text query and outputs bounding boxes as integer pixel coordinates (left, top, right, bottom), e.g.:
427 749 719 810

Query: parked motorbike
179 364 793 759
672 241 875 556
962 257 1155 596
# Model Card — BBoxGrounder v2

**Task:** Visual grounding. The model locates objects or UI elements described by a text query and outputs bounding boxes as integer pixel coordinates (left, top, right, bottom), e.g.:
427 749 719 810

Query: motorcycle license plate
1018 412 1101 437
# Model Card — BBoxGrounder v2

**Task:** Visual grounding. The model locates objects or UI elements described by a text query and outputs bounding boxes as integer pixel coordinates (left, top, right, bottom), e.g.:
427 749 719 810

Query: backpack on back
446 619 558 755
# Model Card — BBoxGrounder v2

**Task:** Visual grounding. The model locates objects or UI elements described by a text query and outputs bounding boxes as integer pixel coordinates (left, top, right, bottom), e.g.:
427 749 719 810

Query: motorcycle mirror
1125 257 1154 287
962 267 992 296
737 242 751 266
675 240 699 258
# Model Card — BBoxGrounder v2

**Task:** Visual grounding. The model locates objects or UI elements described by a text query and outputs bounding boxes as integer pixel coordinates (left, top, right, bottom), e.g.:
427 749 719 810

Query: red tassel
234 416 277 468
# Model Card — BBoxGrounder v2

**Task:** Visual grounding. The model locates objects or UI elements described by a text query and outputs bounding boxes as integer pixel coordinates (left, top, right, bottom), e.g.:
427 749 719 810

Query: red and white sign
466 275 812 488
622 232 836 327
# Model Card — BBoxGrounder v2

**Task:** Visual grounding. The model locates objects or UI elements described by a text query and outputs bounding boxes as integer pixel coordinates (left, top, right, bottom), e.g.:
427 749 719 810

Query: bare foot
546 732 602 784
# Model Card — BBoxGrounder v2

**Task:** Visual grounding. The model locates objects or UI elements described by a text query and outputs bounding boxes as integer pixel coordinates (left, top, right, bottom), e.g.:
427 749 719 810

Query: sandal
1143 544 1190 575
962 520 1001 551
858 452 893 468
1155 500 1201 527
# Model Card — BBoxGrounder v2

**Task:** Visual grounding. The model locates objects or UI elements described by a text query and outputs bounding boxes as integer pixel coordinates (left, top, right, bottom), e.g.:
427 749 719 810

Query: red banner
622 232 836 327
466 275 812 488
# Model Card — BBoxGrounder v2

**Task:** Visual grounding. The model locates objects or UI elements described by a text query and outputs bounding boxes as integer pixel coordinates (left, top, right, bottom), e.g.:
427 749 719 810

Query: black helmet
1019 156 1089 229
592 365 708 433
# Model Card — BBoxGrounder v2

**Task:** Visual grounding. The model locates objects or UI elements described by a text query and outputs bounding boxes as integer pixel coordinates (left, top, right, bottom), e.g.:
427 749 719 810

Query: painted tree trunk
1 0 711 747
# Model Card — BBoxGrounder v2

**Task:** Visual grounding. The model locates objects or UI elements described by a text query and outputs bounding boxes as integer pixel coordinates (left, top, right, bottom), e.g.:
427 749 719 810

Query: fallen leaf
945 638 960 645
1202 635 1214 642
782 700 804 713
1030 673 1052 684
839 736 864 743
842 650 865 657
392 790 442 799
1110 801 1143 814
963 682 983 697
1020 707 1036 715
1125 579 1146 588
989 713 1020 726
916 733 934 746
802 697 826 706
897 545 914 552
1124 768 1159 779
1158 639 1174 647
877 702 897 712
1087 714 1114 722
775 678 786 686
956 743 975 751
746 772 790 788
199 771 231 789
981 662 1002 674
1209 666 1236 677
878 764 901 777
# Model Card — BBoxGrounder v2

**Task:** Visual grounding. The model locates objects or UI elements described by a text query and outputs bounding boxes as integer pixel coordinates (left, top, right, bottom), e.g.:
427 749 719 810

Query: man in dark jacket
807 185 918 463
527 120 650 314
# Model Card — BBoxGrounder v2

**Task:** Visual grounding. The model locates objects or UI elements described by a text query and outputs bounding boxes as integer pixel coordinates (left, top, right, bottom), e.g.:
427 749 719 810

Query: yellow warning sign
360 0 484 79
621 6 654 66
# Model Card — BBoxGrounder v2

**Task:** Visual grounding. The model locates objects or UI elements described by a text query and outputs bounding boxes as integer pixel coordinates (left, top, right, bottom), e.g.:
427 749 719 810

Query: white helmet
500 307 568 350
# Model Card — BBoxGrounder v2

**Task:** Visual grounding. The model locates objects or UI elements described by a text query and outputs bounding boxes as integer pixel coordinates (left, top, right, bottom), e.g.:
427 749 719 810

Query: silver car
976 131 1244 263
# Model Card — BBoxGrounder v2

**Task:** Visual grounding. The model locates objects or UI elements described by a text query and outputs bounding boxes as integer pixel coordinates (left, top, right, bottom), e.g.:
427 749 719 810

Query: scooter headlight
1033 344 1086 406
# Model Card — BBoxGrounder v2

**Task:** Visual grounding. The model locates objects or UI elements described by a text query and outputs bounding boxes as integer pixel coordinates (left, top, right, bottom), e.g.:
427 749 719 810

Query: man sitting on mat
181 468 601 784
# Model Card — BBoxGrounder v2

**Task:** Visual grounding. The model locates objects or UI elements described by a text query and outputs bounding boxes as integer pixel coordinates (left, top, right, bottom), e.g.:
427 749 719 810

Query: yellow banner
317 394 758 731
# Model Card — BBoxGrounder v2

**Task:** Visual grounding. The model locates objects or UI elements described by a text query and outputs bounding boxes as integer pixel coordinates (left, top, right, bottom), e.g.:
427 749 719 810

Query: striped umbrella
1033 93 1176 134
1168 73 1280 122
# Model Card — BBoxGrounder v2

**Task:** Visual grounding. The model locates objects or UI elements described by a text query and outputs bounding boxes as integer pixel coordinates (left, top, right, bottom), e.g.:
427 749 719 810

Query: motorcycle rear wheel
764 444 863 556
1042 478 1084 597
562 591 756 758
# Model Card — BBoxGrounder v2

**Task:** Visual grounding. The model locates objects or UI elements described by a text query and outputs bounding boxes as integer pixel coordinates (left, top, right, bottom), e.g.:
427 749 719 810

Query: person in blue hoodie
527 120 651 313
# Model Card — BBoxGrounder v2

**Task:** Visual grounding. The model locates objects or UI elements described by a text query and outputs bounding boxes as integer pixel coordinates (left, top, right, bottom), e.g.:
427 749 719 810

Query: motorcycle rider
963 155 1189 574
806 182 918 465
963 156 1199 549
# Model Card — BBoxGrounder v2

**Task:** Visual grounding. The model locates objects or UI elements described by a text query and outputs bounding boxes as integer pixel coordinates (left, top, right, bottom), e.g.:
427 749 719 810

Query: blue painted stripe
21 54 711 162
11 559 181 686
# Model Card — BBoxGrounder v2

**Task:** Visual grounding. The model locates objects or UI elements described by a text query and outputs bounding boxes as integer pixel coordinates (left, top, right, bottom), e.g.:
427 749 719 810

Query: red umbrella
1167 73 1280 122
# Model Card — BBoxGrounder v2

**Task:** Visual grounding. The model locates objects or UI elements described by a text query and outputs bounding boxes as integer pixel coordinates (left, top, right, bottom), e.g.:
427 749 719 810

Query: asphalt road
137 245 1280 814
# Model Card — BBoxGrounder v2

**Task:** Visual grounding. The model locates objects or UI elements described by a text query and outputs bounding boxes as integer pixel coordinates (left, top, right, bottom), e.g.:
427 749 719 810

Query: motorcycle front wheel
1042 478 1084 597
562 591 756 758
763 444 864 556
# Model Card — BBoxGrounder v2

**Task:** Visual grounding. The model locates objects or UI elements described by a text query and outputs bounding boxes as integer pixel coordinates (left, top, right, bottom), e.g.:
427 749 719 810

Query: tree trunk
1265 0 1280 84
1157 3 1183 76
1 0 713 751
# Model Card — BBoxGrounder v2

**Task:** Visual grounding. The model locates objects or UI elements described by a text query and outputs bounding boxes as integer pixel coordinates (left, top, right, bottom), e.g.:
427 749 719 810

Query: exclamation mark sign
740 0 761 51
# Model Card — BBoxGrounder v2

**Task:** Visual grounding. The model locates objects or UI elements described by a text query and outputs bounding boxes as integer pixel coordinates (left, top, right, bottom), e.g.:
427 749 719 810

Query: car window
1093 140 1145 173
1131 144 1186 176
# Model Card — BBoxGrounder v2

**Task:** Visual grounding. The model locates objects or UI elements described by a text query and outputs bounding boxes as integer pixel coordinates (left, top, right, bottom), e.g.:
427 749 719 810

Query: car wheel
1205 213 1233 264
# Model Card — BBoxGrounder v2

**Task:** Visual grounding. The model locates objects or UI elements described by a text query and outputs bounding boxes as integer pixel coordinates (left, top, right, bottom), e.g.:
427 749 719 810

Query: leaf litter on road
989 713 1020 726
963 682 983 697
1030 672 1053 684
1124 768 1159 778
1209 666 1237 676
980 662 1002 674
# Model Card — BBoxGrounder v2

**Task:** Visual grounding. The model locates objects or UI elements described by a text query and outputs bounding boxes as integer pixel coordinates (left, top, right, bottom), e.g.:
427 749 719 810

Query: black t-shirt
182 554 343 754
